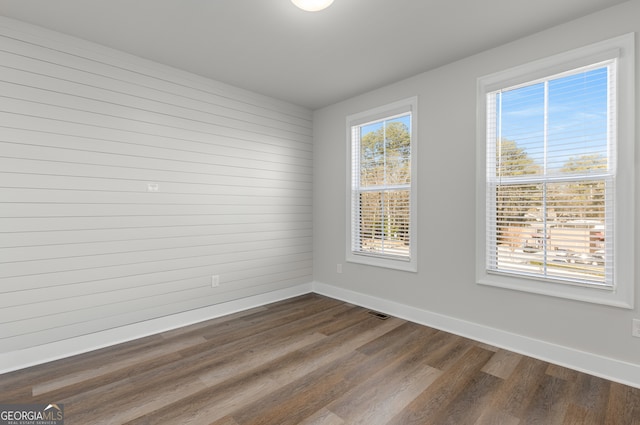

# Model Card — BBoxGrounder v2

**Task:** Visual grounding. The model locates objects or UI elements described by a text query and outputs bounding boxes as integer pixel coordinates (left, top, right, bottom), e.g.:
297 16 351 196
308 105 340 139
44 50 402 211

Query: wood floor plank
400 329 466 370
327 356 441 425
33 350 186 404
230 351 370 425
314 306 373 335
126 374 280 425
567 373 610 424
355 321 433 356
425 334 475 371
185 297 348 351
603 382 640 425
474 409 521 425
67 331 327 424
520 374 570 424
435 371 504 425
198 332 327 386
1 294 638 425
546 363 579 382
298 408 345 425
68 305 344 423
385 345 496 425
488 355 550 418
344 323 430 382
563 403 596 425
158 306 268 340
125 309 403 424
116 298 345 392
326 323 446 424
210 417 242 425
0 333 166 395
482 349 523 379
32 335 207 396
265 317 405 387
72 372 209 425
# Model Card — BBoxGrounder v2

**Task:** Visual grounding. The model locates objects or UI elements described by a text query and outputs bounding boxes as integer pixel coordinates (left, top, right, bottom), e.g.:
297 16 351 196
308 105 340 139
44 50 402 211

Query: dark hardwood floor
1 294 639 424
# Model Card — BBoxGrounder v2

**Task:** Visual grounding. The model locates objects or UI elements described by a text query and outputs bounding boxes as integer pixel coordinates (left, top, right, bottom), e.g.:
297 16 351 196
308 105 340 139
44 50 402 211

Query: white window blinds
486 61 615 287
347 98 416 271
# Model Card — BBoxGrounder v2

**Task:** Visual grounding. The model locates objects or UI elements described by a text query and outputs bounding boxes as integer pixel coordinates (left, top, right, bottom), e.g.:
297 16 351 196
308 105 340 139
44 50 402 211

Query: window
347 97 417 271
476 34 635 308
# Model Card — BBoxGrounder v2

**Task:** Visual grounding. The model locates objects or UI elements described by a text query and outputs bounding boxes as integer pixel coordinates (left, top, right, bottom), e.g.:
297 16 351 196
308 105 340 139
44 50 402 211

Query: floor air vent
368 311 390 320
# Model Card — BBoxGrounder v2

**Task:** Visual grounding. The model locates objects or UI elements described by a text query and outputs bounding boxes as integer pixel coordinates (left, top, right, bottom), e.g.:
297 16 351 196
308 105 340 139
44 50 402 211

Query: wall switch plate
336 263 342 274
633 319 640 338
211 275 220 288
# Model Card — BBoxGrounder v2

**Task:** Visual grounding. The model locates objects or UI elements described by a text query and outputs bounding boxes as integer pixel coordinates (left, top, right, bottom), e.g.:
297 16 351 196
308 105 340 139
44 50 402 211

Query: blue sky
360 114 411 139
498 66 609 172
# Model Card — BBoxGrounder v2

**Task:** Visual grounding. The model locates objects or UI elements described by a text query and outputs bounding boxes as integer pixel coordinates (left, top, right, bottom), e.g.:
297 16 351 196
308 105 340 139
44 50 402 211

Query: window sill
477 270 633 309
347 252 417 272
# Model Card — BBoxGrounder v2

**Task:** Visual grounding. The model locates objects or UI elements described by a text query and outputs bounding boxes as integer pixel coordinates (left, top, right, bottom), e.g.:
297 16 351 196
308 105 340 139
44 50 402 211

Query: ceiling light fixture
291 0 334 12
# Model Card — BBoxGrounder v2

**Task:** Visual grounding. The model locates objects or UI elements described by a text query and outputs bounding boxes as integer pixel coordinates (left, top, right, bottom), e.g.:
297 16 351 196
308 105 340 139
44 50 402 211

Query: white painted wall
0 17 313 354
313 0 640 381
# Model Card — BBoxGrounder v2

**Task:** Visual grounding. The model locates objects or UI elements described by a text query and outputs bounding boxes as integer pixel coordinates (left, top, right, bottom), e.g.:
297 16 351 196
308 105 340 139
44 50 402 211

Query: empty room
1 0 639 424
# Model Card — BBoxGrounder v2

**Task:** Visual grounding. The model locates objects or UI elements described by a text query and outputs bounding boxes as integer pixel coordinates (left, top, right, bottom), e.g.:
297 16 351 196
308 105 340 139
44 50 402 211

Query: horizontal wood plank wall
0 17 313 353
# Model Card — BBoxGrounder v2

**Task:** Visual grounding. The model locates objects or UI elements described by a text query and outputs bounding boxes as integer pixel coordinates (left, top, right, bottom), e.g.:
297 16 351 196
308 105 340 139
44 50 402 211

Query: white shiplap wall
0 17 313 353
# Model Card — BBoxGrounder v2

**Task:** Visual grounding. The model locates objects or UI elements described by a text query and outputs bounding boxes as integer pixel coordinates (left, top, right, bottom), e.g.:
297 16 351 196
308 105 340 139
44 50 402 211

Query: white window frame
346 97 418 272
476 34 635 308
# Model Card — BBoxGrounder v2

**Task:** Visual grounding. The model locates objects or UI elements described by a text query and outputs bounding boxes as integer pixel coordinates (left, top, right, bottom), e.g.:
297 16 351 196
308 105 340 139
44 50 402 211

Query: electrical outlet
336 263 343 274
633 319 640 338
211 275 220 288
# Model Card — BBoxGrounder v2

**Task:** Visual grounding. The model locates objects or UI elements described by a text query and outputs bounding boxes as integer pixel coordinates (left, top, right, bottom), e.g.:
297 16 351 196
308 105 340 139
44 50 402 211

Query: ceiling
0 0 629 110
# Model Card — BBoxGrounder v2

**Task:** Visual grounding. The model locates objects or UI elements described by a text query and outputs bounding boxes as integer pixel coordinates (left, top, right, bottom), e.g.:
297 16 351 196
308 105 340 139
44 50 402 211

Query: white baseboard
0 283 313 374
313 281 640 389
